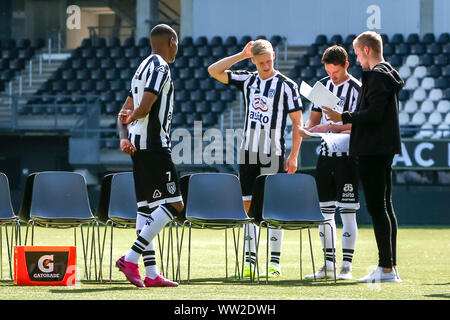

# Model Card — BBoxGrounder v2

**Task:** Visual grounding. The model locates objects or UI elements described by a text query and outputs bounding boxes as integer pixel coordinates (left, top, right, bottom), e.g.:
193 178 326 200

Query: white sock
319 206 336 269
136 210 160 279
125 205 172 264
269 229 283 266
339 208 358 266
244 223 259 265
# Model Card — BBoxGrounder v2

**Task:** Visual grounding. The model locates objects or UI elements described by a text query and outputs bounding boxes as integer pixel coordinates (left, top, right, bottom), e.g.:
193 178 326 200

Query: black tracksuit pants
358 154 398 268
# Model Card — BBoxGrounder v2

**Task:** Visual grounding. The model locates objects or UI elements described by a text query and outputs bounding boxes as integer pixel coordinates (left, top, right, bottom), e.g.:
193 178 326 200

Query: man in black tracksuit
324 31 404 283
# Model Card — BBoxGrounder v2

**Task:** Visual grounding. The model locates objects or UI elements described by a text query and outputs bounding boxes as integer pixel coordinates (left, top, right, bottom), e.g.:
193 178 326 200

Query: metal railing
1 94 100 133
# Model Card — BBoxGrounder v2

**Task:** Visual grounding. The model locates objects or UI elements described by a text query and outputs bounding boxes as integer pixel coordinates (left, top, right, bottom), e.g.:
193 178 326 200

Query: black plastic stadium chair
249 174 336 284
0 173 21 280
96 173 137 282
19 172 101 281
179 173 254 282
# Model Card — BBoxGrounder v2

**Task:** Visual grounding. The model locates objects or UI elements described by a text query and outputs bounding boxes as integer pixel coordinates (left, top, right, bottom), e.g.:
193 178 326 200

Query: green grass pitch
0 225 448 300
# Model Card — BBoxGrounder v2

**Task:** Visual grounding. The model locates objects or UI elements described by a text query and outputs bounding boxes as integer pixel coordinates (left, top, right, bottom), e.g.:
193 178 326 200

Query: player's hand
118 109 133 125
298 126 312 138
241 41 253 59
308 124 331 133
120 139 136 155
285 154 298 174
322 107 342 123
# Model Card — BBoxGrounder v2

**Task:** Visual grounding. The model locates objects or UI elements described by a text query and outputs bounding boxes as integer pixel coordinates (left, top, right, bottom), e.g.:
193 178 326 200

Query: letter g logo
38 255 54 273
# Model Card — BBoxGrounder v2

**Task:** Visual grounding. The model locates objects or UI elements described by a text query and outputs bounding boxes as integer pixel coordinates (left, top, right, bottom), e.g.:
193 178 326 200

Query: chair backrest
262 173 324 222
0 173 16 220
185 173 248 222
108 172 137 221
27 172 94 221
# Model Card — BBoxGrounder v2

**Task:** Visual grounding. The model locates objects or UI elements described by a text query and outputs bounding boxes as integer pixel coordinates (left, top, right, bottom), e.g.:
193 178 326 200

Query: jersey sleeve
144 64 169 95
226 70 252 90
284 81 303 113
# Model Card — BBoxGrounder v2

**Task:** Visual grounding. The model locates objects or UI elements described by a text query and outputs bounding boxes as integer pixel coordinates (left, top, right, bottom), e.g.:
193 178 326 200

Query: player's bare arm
119 91 158 125
118 96 137 155
299 110 322 138
207 41 253 83
285 110 303 174
307 107 352 133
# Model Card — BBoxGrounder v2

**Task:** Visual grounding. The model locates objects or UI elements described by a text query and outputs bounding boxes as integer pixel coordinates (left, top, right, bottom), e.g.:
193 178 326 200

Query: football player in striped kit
116 24 182 287
300 45 361 280
208 39 303 278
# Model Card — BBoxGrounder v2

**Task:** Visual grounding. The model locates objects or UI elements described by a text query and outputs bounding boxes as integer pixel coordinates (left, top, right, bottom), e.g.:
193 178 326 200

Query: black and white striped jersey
227 70 303 157
127 54 174 151
311 75 361 157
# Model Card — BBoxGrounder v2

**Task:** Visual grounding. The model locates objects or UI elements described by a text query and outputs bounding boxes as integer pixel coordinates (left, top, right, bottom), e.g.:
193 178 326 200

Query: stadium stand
288 32 450 141
8 31 449 152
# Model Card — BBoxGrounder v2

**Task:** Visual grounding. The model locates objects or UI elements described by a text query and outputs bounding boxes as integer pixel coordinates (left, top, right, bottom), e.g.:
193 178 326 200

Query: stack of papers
299 128 350 153
299 81 340 109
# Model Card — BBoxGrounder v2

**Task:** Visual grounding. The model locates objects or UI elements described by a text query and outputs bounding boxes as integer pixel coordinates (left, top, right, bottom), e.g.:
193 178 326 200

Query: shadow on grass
49 282 138 294
0 280 15 286
423 293 450 299
177 277 357 287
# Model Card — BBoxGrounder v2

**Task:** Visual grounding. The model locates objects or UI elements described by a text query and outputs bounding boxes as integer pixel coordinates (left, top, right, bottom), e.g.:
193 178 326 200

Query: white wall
434 0 450 35
191 0 423 45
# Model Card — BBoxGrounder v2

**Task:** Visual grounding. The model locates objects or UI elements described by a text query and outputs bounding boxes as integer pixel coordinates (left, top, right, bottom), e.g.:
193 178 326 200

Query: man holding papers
299 45 361 280
323 31 403 283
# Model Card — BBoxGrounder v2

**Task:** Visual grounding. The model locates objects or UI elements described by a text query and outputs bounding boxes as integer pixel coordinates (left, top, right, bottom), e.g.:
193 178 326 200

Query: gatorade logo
25 251 69 281
38 255 54 273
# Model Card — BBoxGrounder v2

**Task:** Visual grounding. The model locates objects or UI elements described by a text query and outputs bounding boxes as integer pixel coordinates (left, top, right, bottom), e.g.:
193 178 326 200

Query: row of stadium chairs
314 32 450 46
24 35 250 121
1 171 328 283
293 32 450 139
0 39 44 87
402 100 450 114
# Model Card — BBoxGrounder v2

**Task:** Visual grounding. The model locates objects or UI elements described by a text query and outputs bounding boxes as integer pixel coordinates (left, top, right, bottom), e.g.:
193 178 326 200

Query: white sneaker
337 265 353 280
305 265 336 280
393 266 402 281
357 267 402 283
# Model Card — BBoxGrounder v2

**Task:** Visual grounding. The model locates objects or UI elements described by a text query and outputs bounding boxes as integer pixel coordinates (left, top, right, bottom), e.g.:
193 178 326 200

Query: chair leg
109 222 114 283
0 225 3 279
225 228 228 279
324 222 337 284
31 221 35 245
95 221 103 282
250 223 259 282
266 223 270 284
79 224 89 280
157 229 165 278
175 222 183 282
299 229 303 280
307 228 316 281
231 227 240 280
4 224 12 280
187 222 192 283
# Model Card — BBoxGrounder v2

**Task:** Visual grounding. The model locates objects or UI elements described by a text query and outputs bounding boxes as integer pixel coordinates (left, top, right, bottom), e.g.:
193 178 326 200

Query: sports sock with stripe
136 205 160 279
339 207 358 266
269 229 283 267
244 223 259 265
125 204 174 264
319 206 337 269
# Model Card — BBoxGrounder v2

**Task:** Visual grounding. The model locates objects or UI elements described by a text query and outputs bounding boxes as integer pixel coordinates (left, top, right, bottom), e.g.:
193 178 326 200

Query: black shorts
315 155 359 210
239 152 285 200
131 149 182 209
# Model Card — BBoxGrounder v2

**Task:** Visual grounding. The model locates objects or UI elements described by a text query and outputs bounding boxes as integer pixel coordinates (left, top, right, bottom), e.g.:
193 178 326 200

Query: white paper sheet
299 81 340 109
300 127 350 153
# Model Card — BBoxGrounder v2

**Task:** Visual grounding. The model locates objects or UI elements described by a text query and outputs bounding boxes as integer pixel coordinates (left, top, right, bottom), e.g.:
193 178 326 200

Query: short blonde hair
251 39 273 57
353 31 383 55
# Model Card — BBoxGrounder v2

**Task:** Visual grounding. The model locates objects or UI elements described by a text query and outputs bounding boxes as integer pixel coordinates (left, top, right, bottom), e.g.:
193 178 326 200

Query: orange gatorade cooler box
14 246 76 286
